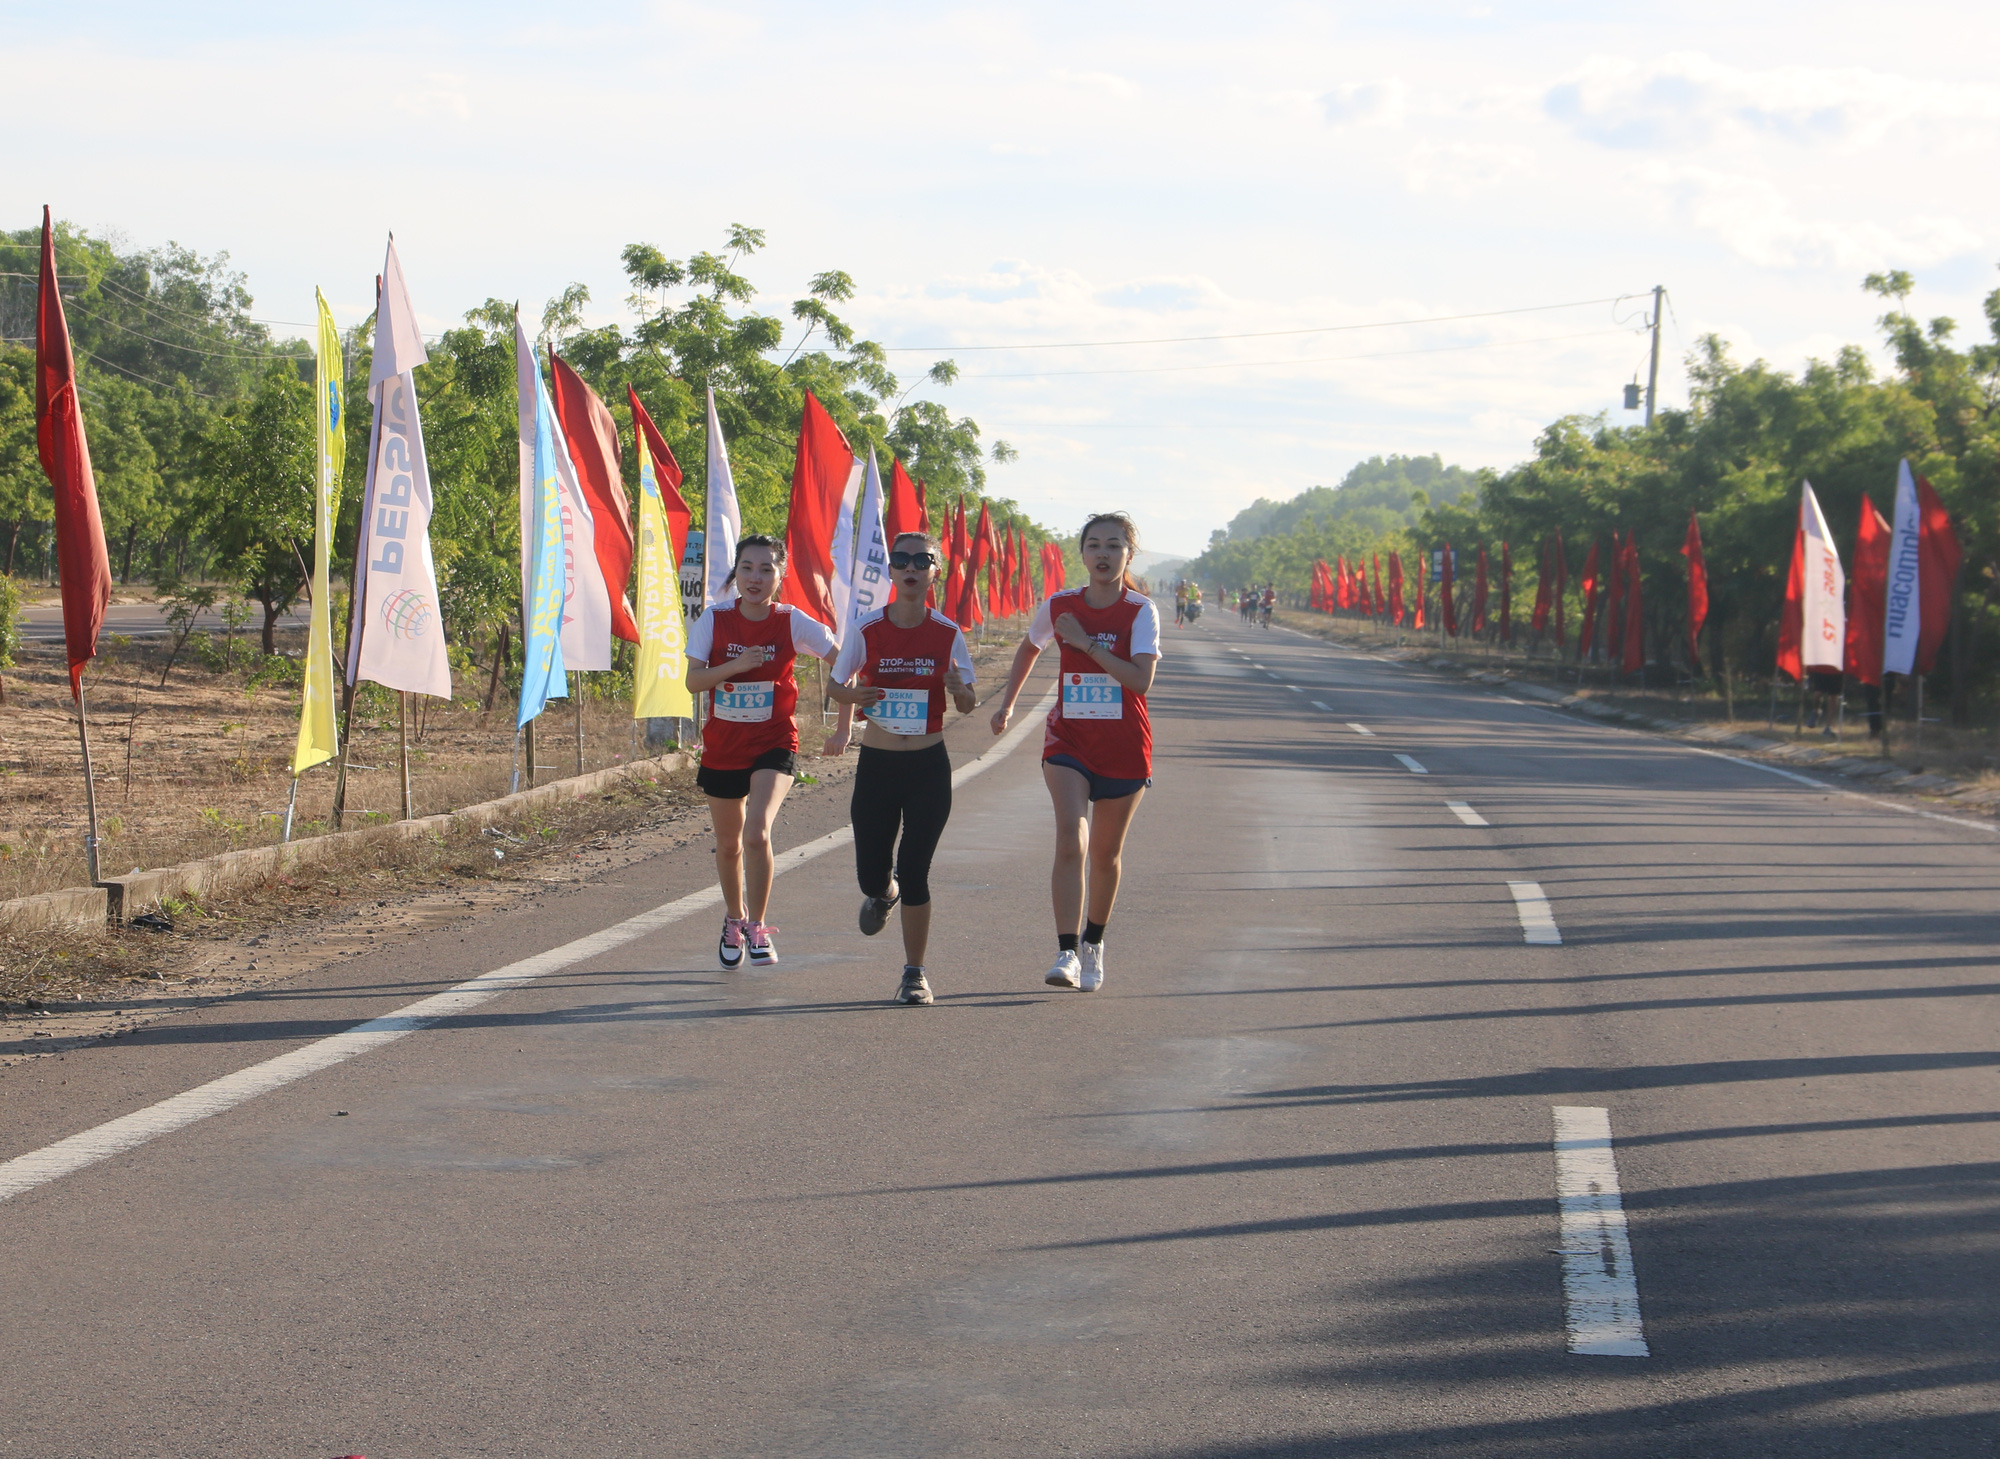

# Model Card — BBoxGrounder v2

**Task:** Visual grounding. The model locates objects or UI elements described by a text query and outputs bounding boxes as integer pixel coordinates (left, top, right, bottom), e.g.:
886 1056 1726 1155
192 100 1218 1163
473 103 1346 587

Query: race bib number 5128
1063 672 1122 720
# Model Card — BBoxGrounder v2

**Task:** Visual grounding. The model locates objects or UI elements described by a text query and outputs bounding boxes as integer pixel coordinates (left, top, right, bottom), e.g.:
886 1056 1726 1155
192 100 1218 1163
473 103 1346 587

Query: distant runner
824 532 978 1006
686 535 840 971
1174 580 1189 626
990 511 1161 994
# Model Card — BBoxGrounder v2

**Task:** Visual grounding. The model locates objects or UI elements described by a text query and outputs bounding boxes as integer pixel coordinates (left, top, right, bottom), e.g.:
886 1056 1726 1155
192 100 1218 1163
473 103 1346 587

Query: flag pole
526 716 538 790
330 678 358 829
573 672 584 775
398 690 412 819
283 775 300 844
77 683 101 885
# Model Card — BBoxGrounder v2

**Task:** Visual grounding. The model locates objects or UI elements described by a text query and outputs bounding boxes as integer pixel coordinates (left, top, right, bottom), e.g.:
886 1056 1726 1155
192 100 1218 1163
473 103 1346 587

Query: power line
964 326 1637 381
880 295 1634 353
64 301 301 362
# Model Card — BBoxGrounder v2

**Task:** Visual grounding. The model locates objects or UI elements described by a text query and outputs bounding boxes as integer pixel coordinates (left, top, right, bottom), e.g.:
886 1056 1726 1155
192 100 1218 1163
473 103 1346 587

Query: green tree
199 365 314 653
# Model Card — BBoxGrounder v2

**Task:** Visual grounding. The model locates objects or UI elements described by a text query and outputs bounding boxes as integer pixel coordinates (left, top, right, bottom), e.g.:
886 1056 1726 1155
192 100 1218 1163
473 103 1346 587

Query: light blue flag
517 322 569 728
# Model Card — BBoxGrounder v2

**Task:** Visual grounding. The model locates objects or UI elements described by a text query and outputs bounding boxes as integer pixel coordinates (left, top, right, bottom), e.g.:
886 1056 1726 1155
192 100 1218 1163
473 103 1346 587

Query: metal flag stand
76 682 101 885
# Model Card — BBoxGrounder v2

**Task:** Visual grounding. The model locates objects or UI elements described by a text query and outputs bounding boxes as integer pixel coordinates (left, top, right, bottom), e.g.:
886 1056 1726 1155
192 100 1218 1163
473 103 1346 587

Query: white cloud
1321 78 1406 128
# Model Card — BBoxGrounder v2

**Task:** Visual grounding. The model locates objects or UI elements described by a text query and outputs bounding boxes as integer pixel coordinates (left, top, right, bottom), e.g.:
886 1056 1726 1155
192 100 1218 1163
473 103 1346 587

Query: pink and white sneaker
718 917 747 970
744 921 779 968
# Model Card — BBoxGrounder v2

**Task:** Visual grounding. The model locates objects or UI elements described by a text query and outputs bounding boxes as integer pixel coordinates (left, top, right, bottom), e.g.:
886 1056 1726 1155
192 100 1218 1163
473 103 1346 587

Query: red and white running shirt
831 607 976 736
687 599 838 769
1030 587 1163 780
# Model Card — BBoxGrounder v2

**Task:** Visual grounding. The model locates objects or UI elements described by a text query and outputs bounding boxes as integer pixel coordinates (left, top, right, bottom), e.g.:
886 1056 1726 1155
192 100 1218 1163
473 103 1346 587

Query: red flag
1576 540 1602 661
1607 530 1626 659
1777 517 1805 682
1551 530 1568 647
1681 513 1708 671
1472 546 1488 635
1388 552 1405 626
1846 496 1888 686
627 388 690 570
779 390 853 627
944 501 968 624
1530 539 1552 637
1499 542 1512 642
959 501 995 626
1372 555 1385 619
550 349 638 642
886 458 922 545
1412 553 1426 630
916 480 931 536
34 206 110 699
1335 556 1350 610
1621 534 1644 674
1441 544 1458 636
1915 476 1961 674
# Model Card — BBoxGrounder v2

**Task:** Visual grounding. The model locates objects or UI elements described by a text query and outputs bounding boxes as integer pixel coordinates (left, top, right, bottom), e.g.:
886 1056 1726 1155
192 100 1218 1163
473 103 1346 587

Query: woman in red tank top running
989 512 1162 994
685 535 840 971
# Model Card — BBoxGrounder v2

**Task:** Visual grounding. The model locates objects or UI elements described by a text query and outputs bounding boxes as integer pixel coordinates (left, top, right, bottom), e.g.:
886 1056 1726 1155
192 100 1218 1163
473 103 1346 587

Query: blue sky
9 1 1999 554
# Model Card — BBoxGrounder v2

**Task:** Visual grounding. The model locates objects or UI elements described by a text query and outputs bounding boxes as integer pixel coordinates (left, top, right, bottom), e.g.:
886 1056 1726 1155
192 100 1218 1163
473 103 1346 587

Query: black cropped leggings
851 742 953 906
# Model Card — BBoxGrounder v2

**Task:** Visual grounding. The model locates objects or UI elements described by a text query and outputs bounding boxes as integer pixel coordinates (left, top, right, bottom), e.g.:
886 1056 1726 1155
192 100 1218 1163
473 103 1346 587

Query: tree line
1189 272 2000 719
0 220 1063 667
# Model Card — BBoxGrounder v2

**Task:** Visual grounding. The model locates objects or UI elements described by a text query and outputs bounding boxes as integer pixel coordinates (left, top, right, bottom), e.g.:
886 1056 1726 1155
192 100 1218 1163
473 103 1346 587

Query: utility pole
1644 284 1664 428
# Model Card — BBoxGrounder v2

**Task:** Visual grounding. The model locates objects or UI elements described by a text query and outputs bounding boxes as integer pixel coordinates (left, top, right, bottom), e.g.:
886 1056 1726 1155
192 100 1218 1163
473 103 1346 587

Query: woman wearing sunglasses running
822 533 977 1006
685 534 841 971
989 512 1161 993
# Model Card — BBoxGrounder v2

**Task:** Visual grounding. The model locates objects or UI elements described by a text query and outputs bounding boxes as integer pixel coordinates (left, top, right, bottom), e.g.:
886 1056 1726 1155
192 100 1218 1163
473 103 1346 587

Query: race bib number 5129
1063 672 1122 720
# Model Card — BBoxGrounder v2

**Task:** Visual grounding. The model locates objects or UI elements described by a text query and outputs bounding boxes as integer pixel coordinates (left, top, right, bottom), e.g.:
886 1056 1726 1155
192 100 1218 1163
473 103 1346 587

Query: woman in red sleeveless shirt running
823 532 977 1006
685 535 840 971
989 512 1162 994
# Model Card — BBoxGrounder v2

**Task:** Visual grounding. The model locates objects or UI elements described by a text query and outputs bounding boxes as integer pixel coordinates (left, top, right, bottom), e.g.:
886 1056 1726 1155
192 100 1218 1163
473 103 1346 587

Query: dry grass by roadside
1266 606 2000 788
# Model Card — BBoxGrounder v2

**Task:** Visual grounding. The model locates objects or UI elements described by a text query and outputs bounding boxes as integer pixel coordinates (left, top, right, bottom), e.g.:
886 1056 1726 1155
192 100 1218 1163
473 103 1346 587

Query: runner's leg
742 768 794 922
850 751 902 902
1044 762 1092 937
890 751 953 966
706 796 748 921
1083 787 1147 924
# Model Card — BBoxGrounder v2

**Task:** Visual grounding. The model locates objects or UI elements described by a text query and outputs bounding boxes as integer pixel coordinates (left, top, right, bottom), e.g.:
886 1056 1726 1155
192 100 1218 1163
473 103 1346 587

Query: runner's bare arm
989 636 1045 735
687 646 773 693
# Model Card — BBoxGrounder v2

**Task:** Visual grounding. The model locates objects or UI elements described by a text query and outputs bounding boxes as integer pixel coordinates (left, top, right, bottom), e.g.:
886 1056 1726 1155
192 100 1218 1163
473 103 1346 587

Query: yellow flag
632 426 694 720
292 289 345 776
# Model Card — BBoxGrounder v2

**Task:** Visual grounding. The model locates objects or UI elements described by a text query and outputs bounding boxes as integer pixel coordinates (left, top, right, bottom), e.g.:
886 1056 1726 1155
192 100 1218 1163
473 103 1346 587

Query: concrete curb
0 752 688 934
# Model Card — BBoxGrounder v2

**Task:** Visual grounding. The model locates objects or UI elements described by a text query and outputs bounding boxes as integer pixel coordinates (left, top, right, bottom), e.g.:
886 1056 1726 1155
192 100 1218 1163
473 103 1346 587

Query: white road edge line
1552 1106 1650 1357
1686 746 1999 835
1348 722 1374 736
1311 700 1333 712
1508 881 1561 944
0 690 1059 1207
1446 800 1489 827
1393 753 1428 774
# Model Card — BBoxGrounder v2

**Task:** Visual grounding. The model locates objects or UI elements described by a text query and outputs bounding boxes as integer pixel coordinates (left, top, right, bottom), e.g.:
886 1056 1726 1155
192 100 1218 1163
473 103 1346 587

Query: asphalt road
18 601 311 643
2 605 1997 1456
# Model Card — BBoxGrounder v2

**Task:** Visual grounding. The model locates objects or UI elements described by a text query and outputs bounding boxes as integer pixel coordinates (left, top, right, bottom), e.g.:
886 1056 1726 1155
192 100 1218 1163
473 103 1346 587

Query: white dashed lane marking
1446 800 1489 826
1552 1106 1649 1357
1393 754 1428 775
1348 723 1374 736
1508 881 1561 944
1311 701 1332 711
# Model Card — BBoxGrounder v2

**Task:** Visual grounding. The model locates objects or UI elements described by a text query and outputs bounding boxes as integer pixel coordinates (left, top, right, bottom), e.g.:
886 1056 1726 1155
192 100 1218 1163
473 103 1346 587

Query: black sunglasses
888 551 939 569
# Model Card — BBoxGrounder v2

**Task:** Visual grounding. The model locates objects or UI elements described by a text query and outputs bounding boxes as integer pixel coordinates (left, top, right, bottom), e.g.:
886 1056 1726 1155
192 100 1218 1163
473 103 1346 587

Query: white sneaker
1079 941 1105 992
1044 949 1082 989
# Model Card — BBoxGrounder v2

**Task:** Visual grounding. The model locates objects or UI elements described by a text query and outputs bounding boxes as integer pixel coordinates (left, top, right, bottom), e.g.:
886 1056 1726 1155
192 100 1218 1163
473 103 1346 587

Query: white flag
827 455 864 643
552 407 612 672
348 237 450 699
704 387 741 604
1799 480 1845 674
843 447 890 644
1882 459 1923 677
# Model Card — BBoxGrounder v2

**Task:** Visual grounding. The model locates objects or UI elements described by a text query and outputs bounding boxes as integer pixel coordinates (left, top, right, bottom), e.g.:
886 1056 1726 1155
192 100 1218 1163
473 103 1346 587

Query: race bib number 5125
1063 672 1122 720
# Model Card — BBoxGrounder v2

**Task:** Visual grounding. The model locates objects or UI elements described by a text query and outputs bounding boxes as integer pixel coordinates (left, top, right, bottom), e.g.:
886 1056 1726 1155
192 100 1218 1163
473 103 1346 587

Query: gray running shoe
896 967 934 1005
859 891 899 937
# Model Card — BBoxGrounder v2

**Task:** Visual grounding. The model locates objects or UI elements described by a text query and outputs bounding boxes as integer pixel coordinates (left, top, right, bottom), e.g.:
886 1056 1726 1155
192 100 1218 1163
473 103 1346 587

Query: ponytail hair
723 533 786 589
1079 512 1142 592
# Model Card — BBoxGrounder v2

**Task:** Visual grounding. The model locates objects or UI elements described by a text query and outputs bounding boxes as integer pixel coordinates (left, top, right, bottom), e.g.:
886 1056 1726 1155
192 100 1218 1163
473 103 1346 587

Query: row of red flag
779 390 1062 631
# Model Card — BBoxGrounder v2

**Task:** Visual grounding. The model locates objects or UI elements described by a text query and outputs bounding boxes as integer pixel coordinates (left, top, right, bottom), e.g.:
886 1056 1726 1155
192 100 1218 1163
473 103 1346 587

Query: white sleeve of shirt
830 627 867 686
790 609 839 661
1130 597 1163 658
686 609 716 663
1027 594 1057 648
950 627 977 686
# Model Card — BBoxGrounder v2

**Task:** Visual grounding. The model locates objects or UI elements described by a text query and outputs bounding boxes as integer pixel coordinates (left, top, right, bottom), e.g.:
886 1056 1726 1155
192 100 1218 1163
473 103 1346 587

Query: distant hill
1219 455 1480 544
